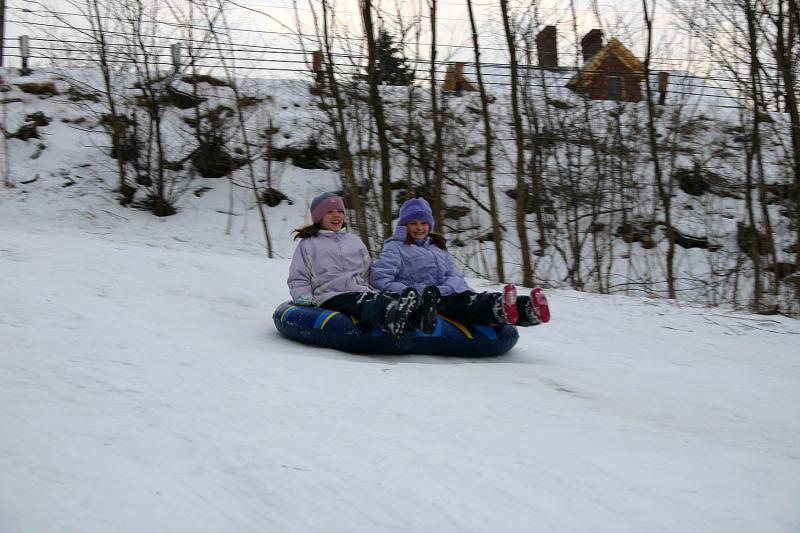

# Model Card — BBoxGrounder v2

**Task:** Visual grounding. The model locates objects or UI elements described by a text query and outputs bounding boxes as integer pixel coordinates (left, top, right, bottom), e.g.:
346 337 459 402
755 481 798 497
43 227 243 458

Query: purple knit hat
397 198 434 229
310 192 346 223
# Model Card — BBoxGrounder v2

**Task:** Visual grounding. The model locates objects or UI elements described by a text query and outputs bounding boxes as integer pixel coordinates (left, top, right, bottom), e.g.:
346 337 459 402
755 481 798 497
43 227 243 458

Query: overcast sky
3 0 699 75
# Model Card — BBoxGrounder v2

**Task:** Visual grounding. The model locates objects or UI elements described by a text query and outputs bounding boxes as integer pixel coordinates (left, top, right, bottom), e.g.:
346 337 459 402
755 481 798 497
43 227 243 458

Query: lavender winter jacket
287 230 372 305
369 226 472 296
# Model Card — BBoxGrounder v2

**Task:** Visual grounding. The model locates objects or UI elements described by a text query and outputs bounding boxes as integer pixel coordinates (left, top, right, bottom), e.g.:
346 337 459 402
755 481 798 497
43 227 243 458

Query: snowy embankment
1 206 799 532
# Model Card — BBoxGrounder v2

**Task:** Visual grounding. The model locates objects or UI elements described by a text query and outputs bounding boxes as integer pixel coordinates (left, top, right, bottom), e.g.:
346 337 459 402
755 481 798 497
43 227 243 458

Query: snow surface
2 184 800 533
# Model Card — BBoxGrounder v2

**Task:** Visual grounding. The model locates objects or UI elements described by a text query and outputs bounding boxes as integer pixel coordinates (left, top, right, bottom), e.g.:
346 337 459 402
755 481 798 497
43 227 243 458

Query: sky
2 0 700 77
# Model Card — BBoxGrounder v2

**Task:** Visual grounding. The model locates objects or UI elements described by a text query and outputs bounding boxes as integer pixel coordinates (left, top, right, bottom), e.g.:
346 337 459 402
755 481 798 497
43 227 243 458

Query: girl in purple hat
287 192 424 337
370 197 550 328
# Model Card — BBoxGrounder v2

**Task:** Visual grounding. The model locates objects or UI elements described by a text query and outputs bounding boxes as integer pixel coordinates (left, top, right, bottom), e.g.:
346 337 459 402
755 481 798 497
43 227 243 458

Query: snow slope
1 193 799 532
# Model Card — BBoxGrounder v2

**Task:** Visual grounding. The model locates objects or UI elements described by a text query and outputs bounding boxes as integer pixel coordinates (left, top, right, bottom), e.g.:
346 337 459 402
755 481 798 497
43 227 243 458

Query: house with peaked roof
433 27 737 109
566 31 645 103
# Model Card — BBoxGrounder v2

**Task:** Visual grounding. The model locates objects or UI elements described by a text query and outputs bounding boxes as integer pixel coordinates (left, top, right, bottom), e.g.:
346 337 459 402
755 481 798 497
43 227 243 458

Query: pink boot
531 287 550 323
503 284 519 325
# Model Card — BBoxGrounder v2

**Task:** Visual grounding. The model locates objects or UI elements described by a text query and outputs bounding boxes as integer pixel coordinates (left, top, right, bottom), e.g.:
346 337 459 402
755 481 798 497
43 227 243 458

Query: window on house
607 76 623 101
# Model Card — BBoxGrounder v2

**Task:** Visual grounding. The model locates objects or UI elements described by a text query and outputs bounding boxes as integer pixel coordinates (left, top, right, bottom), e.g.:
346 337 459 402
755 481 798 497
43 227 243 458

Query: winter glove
436 284 456 297
292 293 315 306
411 283 428 295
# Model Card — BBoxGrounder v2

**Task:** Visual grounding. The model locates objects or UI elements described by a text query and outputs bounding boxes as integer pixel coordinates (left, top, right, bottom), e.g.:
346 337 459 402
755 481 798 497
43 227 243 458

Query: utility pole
19 35 29 75
0 0 6 67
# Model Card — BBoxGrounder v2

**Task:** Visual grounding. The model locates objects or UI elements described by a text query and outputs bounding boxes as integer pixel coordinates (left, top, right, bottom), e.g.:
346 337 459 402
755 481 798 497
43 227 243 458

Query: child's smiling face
406 219 430 240
320 209 346 231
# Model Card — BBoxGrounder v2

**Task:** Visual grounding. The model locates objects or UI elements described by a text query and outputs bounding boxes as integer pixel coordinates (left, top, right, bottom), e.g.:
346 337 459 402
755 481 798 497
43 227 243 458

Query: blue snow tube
273 301 518 356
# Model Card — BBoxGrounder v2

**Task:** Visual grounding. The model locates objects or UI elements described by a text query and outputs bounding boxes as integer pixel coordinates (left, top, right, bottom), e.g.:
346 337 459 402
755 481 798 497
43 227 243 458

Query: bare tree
642 0 677 298
500 0 533 286
30 0 133 198
87 0 131 196
465 0 505 282
117 0 175 215
671 0 797 313
1 98 10 188
303 0 371 250
202 0 273 256
762 0 799 289
360 0 394 240
427 0 445 227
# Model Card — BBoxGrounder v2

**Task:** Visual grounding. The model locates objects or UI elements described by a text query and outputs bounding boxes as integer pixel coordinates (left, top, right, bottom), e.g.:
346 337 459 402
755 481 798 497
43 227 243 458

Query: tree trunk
208 3 274 256
743 0 774 311
499 0 533 286
360 0 393 241
642 0 676 298
466 0 505 282
317 0 371 251
772 0 800 278
88 0 129 194
428 0 444 229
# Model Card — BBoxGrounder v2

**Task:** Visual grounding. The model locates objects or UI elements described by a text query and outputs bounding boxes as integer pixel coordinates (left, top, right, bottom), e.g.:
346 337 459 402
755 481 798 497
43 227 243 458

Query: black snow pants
321 291 397 330
437 291 506 326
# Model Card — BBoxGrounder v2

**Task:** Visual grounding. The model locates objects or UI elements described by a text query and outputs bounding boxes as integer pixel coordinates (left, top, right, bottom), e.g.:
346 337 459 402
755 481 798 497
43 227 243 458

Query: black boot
385 288 420 337
516 296 541 327
419 286 440 334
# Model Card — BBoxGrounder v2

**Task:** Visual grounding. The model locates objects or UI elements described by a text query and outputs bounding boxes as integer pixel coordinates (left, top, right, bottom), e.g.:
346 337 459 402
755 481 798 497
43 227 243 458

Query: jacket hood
389 225 408 242
386 225 428 245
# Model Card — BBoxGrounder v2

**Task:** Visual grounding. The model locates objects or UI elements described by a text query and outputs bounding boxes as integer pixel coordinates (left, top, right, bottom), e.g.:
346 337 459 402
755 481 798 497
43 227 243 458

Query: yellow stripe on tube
319 311 340 330
440 316 473 340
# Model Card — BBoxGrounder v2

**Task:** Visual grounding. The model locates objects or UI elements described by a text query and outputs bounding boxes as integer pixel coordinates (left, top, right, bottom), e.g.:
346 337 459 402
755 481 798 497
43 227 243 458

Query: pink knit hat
310 192 346 223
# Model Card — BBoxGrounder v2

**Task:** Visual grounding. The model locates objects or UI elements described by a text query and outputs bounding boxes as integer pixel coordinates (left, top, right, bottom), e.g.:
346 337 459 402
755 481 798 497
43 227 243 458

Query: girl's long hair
293 222 321 240
404 231 447 250
292 222 348 240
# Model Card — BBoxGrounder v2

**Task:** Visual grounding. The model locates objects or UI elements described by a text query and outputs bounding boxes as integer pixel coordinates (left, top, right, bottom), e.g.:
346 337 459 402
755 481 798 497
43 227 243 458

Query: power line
8 17 782 72
9 4 764 56
11 47 746 105
7 31 768 93
12 52 312 74
167 0 784 27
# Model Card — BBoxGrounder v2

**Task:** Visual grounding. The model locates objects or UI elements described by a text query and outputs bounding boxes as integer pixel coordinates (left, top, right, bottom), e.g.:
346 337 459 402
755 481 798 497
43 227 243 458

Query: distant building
437 28 734 108
536 26 559 70
566 31 644 103
442 63 477 95
535 26 645 103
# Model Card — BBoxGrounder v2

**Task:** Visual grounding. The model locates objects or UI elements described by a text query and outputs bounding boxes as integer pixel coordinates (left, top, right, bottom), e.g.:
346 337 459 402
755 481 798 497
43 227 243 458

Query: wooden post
312 50 324 84
658 71 669 105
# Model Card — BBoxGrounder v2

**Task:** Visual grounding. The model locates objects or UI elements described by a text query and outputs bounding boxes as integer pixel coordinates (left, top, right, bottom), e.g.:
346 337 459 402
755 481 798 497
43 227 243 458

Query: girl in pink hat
288 192 430 337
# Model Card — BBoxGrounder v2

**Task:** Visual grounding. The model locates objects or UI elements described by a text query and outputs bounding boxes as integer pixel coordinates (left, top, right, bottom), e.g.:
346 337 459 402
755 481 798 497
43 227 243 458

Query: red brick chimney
581 29 603 62
536 26 558 69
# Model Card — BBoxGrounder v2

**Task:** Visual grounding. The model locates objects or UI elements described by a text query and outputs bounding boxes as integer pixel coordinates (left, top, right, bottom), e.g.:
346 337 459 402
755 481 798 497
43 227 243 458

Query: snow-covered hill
2 64 799 533
3 65 798 314
1 170 799 532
